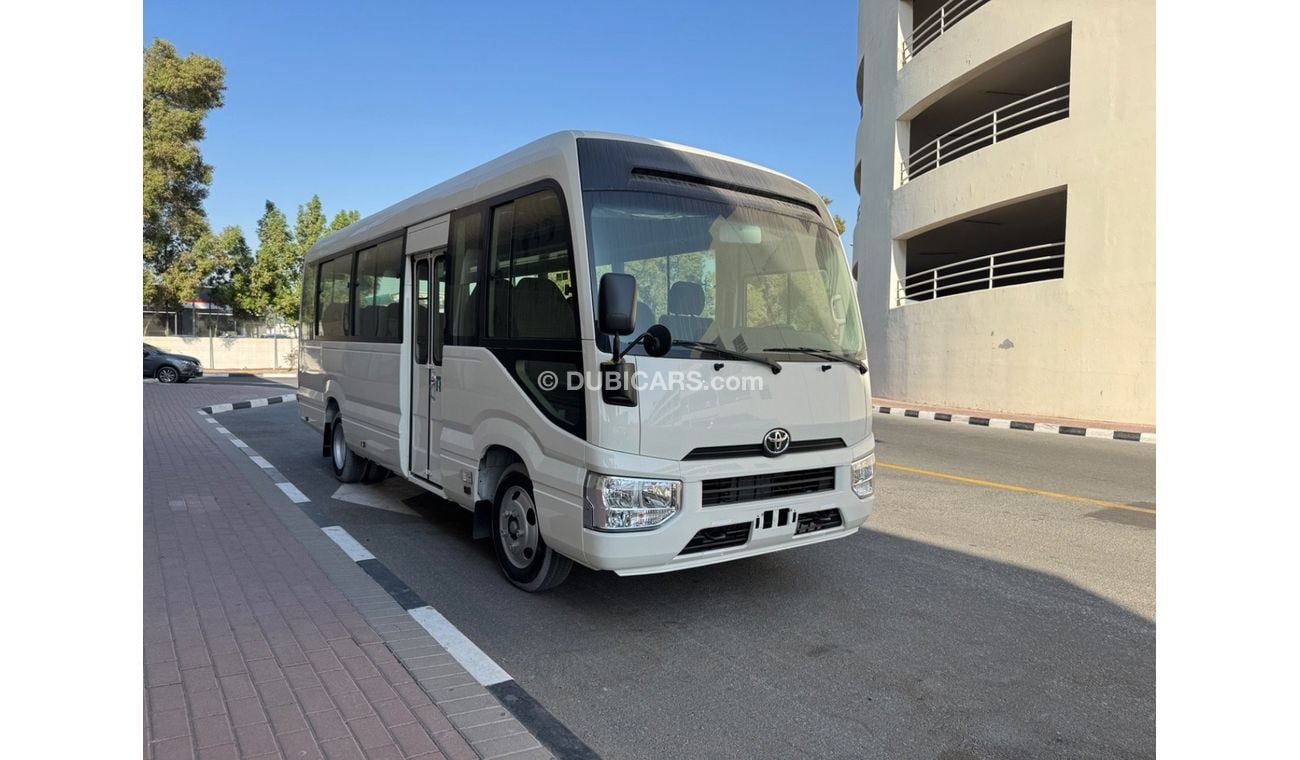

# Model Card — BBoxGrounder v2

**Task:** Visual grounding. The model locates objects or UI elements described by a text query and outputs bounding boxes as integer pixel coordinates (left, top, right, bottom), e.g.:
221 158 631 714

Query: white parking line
249 455 275 469
321 525 376 561
316 522 514 688
408 605 512 686
276 482 310 503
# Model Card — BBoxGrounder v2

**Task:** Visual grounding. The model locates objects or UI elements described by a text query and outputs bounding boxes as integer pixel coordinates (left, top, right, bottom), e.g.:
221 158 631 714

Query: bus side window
415 259 430 364
433 256 447 364
317 254 354 340
301 267 316 339
450 211 482 343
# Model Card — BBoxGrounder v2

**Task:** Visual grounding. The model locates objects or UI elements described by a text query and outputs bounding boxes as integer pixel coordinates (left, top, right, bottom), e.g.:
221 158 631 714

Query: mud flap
472 499 492 539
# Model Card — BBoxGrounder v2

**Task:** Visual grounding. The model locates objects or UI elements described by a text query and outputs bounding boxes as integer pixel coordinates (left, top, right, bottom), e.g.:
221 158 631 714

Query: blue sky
144 1 861 252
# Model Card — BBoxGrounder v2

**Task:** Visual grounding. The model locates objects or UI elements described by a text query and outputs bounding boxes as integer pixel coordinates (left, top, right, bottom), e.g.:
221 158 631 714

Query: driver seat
659 281 710 342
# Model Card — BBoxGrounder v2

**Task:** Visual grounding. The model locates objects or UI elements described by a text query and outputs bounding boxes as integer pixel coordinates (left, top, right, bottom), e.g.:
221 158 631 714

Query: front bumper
578 443 874 575
180 364 203 378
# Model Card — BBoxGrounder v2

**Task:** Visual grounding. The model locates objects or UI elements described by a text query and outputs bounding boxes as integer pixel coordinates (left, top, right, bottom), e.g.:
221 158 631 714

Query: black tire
490 467 572 592
329 419 367 483
155 365 179 384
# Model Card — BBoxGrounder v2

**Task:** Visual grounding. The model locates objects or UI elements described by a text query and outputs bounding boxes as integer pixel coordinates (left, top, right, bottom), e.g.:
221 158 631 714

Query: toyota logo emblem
762 428 791 456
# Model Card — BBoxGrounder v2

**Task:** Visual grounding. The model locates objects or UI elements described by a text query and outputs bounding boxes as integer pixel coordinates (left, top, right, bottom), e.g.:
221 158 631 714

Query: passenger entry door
410 252 447 484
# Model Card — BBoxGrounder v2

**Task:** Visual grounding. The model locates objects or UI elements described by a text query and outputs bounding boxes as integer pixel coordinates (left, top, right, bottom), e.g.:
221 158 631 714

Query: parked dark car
143 343 203 383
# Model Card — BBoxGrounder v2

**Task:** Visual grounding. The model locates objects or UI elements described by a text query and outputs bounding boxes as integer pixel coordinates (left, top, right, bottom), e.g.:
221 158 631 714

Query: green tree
233 198 361 324
199 226 254 312
236 201 298 320
329 209 361 232
156 225 251 318
821 196 847 236
294 195 328 259
143 267 159 309
143 38 226 307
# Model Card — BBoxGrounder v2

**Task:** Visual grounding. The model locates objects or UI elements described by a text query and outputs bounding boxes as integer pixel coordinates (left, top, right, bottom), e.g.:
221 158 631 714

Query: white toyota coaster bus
298 132 875 591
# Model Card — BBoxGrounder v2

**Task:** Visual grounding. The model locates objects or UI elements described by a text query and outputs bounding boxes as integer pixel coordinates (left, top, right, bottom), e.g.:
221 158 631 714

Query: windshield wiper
763 346 867 374
673 340 782 374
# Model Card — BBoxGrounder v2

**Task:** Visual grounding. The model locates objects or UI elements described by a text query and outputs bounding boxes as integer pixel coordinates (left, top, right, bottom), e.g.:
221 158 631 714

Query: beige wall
855 0 1155 424
146 336 299 371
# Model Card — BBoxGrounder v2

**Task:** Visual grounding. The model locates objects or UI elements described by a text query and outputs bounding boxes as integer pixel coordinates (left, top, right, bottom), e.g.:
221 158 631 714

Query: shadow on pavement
390 492 1155 760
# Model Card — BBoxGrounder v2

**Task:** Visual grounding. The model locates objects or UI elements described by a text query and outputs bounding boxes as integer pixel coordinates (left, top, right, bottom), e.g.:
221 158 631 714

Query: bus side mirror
642 324 672 357
598 273 637 337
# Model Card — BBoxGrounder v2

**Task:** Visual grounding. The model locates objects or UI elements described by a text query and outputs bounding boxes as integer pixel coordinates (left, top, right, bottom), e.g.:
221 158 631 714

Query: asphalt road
213 392 1155 760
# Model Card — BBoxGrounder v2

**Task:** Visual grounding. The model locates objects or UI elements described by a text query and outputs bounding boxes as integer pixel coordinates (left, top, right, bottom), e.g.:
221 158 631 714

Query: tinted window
488 204 515 338
353 238 403 340
451 212 482 342
300 274 315 339
487 190 576 341
433 256 447 363
317 254 353 339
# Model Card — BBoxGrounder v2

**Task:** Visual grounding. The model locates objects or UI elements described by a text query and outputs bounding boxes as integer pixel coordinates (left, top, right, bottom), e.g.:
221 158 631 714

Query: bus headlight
584 473 682 531
851 453 874 499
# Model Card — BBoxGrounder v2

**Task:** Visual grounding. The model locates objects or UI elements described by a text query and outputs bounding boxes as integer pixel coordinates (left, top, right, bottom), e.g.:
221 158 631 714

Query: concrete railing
144 335 299 371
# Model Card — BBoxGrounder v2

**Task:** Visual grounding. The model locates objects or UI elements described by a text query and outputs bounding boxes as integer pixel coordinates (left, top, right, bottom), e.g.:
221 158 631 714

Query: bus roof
303 131 818 264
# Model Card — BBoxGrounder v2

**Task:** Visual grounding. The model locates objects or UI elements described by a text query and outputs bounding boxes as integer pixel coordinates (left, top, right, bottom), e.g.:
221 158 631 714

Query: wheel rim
332 424 346 470
498 485 539 570
158 367 177 383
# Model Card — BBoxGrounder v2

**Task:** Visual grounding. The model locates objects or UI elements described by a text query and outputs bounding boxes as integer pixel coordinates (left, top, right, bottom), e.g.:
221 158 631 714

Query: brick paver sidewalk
144 382 538 759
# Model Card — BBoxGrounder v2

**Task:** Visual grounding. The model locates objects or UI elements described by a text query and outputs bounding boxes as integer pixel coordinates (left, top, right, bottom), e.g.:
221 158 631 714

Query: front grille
701 467 836 507
679 522 751 555
683 438 846 461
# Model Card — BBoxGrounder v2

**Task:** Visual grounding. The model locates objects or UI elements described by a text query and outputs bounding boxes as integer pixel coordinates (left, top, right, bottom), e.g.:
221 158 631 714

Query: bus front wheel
330 419 367 483
491 467 572 592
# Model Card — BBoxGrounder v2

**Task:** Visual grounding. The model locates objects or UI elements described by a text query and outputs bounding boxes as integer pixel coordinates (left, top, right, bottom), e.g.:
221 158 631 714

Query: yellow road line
876 462 1157 515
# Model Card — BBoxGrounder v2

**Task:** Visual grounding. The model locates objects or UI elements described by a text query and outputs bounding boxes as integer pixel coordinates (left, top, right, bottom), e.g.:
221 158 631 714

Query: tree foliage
235 202 297 320
143 38 226 307
821 196 847 236
232 199 362 322
140 39 366 323
295 195 328 260
197 226 254 311
329 209 361 232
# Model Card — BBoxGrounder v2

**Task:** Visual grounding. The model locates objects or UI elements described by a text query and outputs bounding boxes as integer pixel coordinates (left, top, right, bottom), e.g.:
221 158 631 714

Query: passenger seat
511 277 575 339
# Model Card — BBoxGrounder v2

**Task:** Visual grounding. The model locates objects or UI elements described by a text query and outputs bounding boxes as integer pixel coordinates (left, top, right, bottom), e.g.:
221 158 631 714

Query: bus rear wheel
330 419 367 483
491 468 572 592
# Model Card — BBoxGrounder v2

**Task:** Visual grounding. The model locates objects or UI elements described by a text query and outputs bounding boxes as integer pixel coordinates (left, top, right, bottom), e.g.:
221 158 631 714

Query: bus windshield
587 191 862 359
